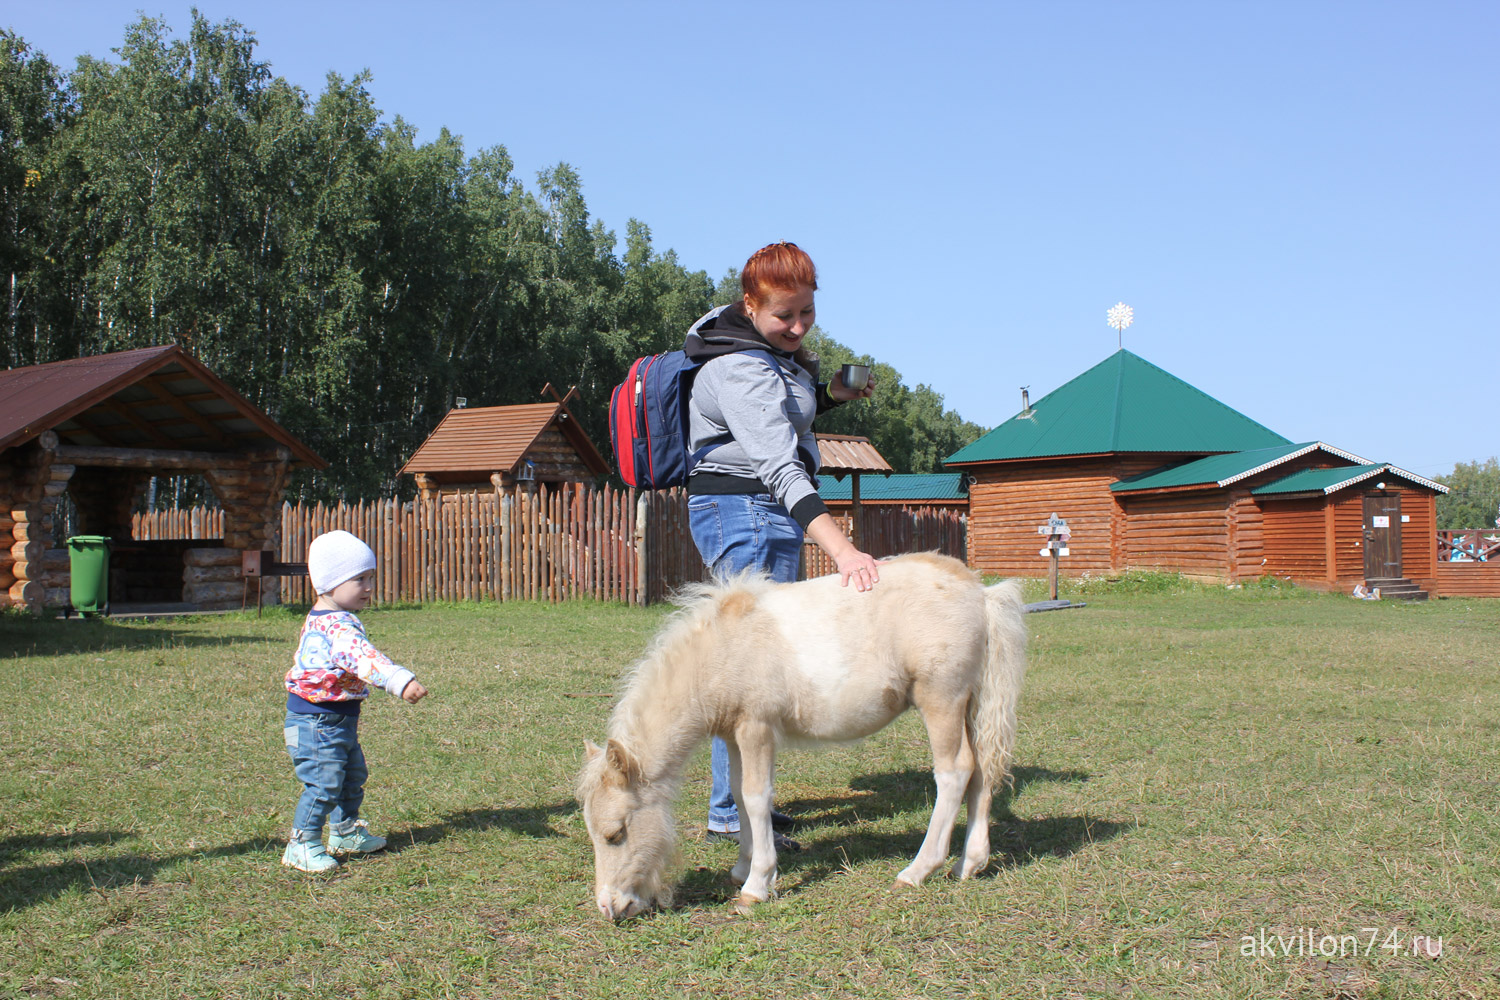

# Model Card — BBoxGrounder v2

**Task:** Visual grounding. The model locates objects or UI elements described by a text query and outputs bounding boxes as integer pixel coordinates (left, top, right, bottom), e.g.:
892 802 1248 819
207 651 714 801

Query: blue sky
10 1 1496 476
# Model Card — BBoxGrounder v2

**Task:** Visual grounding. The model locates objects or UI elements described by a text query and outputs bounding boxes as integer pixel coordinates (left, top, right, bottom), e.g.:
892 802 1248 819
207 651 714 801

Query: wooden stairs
1364 577 1429 601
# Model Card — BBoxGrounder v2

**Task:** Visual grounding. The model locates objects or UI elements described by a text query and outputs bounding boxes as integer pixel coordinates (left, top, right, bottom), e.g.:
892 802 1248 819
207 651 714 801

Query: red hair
741 242 817 307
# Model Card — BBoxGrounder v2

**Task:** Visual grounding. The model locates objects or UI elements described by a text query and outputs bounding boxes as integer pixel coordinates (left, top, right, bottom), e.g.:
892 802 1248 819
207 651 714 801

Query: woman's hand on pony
833 546 880 592
806 514 880 592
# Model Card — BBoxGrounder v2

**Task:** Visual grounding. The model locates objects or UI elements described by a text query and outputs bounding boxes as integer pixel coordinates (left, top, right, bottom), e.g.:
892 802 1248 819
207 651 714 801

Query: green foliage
1435 456 1500 529
804 329 986 473
1 14 985 500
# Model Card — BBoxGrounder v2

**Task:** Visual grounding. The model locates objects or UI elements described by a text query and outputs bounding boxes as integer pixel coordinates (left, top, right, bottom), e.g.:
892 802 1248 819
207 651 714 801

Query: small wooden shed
399 399 608 500
0 345 325 613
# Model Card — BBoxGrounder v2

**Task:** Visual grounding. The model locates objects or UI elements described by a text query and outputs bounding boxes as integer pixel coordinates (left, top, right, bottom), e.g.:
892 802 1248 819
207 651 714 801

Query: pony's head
577 738 677 920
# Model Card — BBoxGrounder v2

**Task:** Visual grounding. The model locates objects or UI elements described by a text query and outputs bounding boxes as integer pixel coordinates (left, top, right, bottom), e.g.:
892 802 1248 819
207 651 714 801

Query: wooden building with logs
399 396 608 500
0 345 324 614
947 349 1448 597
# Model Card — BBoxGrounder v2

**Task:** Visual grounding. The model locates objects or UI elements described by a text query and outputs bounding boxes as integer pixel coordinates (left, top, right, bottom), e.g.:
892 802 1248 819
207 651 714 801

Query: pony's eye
605 827 626 846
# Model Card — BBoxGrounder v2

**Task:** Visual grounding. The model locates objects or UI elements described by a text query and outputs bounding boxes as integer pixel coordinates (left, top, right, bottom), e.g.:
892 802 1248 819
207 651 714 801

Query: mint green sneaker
282 840 338 873
328 820 387 855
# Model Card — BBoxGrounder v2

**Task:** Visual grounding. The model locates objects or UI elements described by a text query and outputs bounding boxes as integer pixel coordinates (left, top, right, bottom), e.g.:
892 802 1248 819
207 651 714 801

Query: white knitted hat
307 530 376 595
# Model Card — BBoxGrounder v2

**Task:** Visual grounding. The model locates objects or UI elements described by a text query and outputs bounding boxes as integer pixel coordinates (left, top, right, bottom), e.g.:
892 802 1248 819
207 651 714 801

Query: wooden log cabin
947 349 1451 598
399 395 609 500
0 345 325 614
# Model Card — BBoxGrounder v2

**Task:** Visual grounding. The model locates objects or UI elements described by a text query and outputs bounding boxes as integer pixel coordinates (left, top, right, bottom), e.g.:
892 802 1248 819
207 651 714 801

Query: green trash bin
66 535 112 616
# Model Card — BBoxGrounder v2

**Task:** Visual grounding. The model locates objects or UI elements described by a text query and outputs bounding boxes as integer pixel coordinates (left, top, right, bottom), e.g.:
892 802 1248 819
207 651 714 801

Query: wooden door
1363 494 1402 579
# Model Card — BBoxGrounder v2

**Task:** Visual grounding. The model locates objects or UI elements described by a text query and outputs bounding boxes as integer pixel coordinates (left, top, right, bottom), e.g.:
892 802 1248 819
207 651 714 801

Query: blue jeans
687 493 802 832
284 711 367 841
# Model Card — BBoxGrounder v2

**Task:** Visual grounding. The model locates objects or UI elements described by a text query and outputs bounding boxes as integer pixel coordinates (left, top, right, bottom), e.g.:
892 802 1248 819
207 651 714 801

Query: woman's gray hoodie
683 303 840 529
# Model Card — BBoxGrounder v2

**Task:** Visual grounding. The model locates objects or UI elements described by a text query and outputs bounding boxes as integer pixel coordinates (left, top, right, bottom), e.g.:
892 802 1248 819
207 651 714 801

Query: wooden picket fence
131 485 967 605
803 505 970 579
277 485 642 605
131 506 224 540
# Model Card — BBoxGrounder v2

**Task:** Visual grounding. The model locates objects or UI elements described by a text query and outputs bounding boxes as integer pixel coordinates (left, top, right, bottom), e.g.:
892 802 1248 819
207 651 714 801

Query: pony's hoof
892 876 919 890
729 893 762 916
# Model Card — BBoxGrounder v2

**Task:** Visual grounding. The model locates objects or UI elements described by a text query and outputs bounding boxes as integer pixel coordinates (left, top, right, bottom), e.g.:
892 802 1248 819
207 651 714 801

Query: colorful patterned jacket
284 609 416 708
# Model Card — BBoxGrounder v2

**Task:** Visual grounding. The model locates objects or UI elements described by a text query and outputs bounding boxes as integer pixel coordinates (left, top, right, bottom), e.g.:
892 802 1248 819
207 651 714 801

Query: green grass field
1 577 1496 999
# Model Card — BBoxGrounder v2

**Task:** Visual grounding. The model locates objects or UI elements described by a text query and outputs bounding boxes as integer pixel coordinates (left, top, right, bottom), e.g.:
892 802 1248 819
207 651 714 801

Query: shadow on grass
666 765 1121 911
669 811 1127 912
0 621 276 657
385 802 579 851
779 764 1091 827
0 832 275 912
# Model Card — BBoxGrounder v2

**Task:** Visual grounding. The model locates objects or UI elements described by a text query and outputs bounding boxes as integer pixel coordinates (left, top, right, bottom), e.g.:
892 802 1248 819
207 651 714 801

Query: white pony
578 552 1027 919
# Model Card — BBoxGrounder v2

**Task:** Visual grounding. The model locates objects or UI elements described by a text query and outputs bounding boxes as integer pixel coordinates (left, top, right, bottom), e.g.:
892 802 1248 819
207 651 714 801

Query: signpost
1037 513 1070 601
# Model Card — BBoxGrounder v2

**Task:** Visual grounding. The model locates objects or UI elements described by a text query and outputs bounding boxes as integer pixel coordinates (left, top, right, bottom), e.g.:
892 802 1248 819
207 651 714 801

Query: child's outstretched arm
322 615 420 701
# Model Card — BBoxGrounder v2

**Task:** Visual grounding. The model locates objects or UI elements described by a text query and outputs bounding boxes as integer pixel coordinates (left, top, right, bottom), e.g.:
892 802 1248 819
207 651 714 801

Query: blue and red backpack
608 351 703 489
609 348 787 489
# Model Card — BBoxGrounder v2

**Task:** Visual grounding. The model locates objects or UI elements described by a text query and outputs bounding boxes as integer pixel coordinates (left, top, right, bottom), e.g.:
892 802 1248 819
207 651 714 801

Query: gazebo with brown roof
399 394 608 500
814 433 894 549
0 345 325 614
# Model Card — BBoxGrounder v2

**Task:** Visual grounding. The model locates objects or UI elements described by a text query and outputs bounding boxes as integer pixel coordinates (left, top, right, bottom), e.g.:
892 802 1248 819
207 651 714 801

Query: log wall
1228 493 1265 582
1113 452 1361 584
1119 492 1232 580
965 456 1162 577
2 432 75 612
1259 497 1328 583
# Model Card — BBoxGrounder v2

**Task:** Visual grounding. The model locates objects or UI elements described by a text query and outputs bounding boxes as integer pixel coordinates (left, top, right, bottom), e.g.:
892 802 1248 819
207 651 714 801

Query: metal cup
839 364 870 392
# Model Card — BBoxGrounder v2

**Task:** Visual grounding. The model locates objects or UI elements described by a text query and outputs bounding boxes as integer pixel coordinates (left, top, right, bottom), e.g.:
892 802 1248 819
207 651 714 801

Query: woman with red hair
682 241 880 847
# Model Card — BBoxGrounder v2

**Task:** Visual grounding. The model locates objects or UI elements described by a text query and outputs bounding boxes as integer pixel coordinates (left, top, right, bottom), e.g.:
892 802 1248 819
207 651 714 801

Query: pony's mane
606 570 779 746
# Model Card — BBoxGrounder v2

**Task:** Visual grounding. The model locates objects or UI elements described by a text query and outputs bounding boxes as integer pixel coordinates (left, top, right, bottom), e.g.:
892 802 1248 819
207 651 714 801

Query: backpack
609 351 703 489
608 348 787 489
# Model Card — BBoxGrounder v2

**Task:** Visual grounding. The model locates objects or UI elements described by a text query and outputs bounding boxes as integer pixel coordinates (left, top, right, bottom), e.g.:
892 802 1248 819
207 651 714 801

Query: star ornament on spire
1107 302 1134 348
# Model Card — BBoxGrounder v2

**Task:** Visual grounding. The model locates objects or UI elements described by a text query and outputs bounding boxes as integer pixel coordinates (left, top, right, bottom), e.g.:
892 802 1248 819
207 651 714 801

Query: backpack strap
686 348 804 475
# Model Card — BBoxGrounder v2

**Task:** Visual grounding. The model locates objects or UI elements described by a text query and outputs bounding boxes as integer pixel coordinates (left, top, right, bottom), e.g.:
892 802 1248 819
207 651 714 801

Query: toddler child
282 529 428 872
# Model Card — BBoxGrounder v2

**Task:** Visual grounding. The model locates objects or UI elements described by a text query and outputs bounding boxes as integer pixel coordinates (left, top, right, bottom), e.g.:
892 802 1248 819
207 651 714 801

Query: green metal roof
1110 442 1370 493
946 349 1290 465
1253 463 1448 496
818 472 967 502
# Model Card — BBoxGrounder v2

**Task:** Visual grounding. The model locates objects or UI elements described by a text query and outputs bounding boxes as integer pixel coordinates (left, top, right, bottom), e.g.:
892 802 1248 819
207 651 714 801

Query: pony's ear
583 740 603 761
605 738 642 785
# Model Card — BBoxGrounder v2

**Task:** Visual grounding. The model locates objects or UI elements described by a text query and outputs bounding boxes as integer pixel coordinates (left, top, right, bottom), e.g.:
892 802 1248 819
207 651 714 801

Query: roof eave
0 345 178 453
0 345 327 469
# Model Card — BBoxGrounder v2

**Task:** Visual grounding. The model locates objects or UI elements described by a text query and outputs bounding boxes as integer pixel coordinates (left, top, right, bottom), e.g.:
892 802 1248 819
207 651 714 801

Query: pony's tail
971 578 1028 790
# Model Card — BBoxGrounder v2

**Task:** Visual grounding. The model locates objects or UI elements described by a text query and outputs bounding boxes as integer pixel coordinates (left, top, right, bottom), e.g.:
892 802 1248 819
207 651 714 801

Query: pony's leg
724 741 753 885
952 755 993 880
896 696 973 887
729 721 778 905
